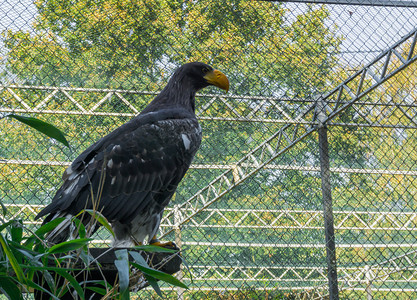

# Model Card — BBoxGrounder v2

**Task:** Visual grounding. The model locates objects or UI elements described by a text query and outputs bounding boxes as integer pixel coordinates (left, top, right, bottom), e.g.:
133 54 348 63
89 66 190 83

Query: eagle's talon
150 240 178 250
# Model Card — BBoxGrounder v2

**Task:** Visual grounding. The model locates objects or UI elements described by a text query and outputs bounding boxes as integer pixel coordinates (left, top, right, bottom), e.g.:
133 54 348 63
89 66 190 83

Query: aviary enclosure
1 0 417 299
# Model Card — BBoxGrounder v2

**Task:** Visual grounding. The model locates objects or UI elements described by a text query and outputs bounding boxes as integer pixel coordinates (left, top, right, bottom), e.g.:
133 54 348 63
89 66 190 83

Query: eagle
35 62 229 247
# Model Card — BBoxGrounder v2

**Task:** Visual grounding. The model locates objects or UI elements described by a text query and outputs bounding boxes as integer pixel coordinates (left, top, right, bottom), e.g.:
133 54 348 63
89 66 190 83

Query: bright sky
0 0 36 32
283 2 416 68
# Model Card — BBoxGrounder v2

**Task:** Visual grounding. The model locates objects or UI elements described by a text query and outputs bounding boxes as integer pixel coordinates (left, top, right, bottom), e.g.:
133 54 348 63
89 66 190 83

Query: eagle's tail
44 213 74 245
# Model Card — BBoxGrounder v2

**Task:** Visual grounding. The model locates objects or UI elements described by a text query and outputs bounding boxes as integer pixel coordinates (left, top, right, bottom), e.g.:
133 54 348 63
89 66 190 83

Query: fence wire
1 0 417 299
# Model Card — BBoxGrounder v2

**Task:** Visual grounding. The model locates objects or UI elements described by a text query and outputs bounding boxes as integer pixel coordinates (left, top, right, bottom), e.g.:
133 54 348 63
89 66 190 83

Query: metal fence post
365 265 373 300
173 204 184 300
317 99 339 299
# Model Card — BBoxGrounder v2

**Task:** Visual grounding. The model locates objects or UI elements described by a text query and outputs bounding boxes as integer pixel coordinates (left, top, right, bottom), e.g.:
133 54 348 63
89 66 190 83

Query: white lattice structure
2 1 417 298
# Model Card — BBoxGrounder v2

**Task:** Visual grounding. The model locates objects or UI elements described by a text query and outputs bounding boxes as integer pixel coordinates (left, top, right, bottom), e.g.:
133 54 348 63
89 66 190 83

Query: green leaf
36 217 67 236
86 286 107 296
22 265 82 272
129 251 188 289
0 276 23 300
179 256 193 284
79 250 93 266
128 250 147 266
144 274 162 297
54 269 85 300
0 220 16 232
114 249 130 300
47 238 91 254
7 114 69 147
115 249 128 261
130 262 188 289
0 201 7 216
38 270 56 294
70 218 86 239
24 217 67 247
132 245 177 253
12 246 44 268
11 220 23 243
80 209 115 237
0 233 26 284
82 280 112 296
22 264 84 297
114 259 130 300
24 278 60 300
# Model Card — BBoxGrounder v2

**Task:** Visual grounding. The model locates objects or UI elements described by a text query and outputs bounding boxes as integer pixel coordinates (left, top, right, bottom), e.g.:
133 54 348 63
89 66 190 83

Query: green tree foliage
2 0 341 96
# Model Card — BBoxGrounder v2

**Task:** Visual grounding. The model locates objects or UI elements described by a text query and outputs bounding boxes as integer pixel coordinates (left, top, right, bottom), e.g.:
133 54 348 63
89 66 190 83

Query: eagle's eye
202 67 210 74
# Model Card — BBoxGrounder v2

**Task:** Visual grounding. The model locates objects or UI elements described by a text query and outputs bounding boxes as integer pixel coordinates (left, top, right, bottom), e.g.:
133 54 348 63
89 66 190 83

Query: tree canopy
2 0 341 97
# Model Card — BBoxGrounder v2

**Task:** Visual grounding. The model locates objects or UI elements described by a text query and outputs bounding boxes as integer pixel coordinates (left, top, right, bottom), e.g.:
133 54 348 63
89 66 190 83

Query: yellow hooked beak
204 69 229 92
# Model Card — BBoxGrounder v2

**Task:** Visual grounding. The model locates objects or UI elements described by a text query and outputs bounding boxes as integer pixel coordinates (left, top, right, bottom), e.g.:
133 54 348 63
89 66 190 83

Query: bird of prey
35 62 229 247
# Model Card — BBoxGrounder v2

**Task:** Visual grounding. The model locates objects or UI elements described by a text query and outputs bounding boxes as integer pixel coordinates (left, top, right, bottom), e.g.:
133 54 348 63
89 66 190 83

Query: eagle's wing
36 108 201 228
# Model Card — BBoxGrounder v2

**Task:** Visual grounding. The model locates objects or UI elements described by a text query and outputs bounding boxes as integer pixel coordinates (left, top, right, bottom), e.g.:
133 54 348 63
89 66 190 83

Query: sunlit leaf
47 238 91 254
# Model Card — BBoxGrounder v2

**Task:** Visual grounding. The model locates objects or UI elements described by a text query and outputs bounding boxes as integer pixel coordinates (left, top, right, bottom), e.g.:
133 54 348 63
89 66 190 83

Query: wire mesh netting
1 0 417 299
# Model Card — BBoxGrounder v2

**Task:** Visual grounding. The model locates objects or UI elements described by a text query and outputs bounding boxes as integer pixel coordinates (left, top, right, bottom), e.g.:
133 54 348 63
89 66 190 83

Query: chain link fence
1 0 417 298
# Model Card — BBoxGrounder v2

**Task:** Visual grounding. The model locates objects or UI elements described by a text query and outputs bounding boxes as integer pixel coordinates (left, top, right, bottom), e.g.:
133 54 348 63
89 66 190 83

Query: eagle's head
171 62 229 93
142 62 229 114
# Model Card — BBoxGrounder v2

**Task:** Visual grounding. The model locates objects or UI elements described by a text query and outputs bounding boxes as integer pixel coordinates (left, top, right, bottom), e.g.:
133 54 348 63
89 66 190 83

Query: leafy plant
0 115 187 299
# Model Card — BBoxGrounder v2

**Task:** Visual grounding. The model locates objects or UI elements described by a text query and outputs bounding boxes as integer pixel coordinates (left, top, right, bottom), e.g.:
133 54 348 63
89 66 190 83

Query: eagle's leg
149 235 176 248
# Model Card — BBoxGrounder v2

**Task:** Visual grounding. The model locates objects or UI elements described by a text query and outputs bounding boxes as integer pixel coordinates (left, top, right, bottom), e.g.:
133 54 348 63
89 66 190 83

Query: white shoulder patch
107 159 114 168
182 134 191 150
